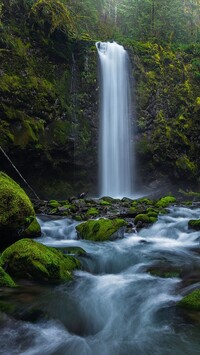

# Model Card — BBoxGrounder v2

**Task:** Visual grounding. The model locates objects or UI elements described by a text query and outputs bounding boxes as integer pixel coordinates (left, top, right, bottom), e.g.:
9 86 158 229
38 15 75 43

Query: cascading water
96 42 133 198
1 207 200 354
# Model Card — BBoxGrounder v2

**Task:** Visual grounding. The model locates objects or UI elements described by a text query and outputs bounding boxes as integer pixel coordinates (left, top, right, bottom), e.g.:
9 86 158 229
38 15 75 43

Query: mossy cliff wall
129 41 200 189
0 1 98 198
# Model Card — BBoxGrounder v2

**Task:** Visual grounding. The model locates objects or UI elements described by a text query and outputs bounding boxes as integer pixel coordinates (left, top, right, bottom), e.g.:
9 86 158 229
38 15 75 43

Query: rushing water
96 42 133 198
1 207 200 354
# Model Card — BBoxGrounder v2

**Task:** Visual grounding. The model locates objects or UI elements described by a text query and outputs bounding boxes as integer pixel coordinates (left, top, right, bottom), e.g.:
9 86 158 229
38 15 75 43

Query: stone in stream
0 239 81 283
188 219 200 231
76 218 127 241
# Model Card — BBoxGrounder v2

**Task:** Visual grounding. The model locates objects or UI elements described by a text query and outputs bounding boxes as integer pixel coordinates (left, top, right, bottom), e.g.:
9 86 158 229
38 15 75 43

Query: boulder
0 172 39 248
1 239 81 283
76 218 127 241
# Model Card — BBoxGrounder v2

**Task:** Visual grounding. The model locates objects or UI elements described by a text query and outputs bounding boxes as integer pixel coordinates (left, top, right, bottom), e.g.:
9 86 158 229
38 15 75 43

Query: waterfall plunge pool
0 207 200 354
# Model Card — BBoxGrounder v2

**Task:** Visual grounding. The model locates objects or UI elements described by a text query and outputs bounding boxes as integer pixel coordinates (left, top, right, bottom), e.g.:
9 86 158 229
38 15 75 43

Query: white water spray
96 41 133 198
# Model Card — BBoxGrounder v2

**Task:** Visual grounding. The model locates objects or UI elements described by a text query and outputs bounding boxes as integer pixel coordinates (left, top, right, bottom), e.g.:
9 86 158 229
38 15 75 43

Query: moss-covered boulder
0 172 37 248
0 266 16 287
178 289 200 311
188 219 200 231
76 218 127 241
0 239 81 283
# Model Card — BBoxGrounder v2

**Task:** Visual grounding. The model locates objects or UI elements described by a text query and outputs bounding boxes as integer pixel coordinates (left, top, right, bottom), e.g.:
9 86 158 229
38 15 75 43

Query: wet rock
76 218 127 241
188 219 200 231
178 288 200 311
1 239 81 283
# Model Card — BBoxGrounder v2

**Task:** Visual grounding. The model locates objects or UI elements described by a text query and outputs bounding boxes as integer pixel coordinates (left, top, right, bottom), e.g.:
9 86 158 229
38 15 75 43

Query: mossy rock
137 198 154 205
21 217 41 238
178 289 200 311
148 267 181 278
188 219 200 231
0 172 35 248
155 196 176 208
134 214 150 224
76 218 127 241
99 200 111 206
48 200 61 208
0 266 16 287
0 239 81 283
86 208 99 217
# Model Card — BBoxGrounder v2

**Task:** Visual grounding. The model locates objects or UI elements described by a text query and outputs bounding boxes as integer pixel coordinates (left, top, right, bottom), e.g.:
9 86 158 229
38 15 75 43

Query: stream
1 206 200 354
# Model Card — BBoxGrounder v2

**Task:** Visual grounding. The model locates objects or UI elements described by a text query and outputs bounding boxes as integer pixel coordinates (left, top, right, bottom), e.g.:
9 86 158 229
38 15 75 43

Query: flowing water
1 207 200 354
96 42 133 198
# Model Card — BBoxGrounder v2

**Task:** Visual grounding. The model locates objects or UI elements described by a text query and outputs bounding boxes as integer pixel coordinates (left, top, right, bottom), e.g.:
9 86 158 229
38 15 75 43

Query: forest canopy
0 0 199 43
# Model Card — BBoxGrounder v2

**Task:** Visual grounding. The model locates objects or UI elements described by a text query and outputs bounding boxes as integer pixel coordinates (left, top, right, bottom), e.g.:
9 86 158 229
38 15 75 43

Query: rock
21 217 41 238
155 196 176 208
1 239 81 283
0 172 36 248
76 218 127 241
0 266 16 287
178 289 200 311
188 219 200 231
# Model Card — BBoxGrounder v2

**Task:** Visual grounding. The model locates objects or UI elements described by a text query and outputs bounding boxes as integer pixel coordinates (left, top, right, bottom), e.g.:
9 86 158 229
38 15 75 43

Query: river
0 206 200 354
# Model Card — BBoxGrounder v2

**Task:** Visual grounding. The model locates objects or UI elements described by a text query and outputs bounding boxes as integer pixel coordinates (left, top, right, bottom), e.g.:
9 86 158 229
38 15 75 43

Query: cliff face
0 2 200 199
0 2 99 198
130 42 200 190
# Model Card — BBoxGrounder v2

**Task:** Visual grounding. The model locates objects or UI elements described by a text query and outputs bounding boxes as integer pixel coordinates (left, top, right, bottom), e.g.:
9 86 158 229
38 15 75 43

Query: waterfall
96 41 133 198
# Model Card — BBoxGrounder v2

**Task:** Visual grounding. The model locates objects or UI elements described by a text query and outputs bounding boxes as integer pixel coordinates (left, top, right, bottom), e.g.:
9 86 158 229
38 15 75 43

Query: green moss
149 268 181 278
178 289 200 311
128 207 137 215
86 208 99 217
147 211 158 218
74 215 82 222
22 218 41 238
188 219 200 231
134 214 150 224
99 200 111 206
156 196 176 208
0 172 35 232
0 266 16 287
0 239 81 283
76 218 127 241
137 198 153 205
48 200 61 208
176 155 197 177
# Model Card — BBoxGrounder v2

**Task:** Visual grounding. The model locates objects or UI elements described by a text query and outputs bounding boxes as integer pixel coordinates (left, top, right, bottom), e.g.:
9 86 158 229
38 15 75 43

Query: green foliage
31 0 75 36
76 218 127 241
1 238 81 282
